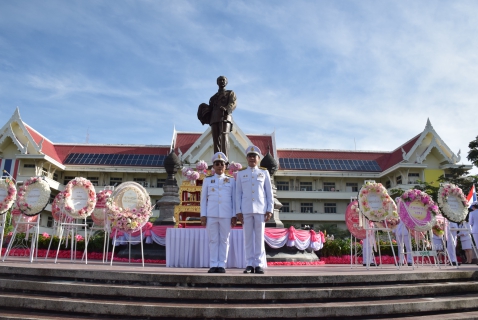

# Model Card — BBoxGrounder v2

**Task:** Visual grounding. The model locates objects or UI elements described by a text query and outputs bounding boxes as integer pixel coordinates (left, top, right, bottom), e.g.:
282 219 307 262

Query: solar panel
64 153 166 167
279 158 382 172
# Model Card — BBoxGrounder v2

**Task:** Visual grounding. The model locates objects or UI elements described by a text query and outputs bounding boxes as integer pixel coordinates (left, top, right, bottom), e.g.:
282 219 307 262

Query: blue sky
1 1 477 172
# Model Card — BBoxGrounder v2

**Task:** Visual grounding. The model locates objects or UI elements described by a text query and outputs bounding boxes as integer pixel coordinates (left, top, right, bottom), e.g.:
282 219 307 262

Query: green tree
467 135 478 167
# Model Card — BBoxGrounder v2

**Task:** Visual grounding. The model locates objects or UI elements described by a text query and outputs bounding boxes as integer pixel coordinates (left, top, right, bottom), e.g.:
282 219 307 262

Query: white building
0 108 470 233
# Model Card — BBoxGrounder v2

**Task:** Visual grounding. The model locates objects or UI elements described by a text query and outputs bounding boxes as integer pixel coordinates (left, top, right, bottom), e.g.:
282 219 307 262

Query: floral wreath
358 181 396 222
11 208 39 232
182 166 200 183
91 189 113 226
432 218 445 236
228 161 242 179
437 183 468 223
51 191 74 222
398 189 438 232
106 183 152 233
15 176 51 216
0 178 17 215
63 177 97 219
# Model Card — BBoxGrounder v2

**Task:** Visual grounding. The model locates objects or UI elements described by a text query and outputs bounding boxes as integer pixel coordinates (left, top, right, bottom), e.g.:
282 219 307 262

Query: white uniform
446 221 458 263
200 173 235 268
458 221 472 250
468 208 478 246
393 221 412 264
236 166 273 268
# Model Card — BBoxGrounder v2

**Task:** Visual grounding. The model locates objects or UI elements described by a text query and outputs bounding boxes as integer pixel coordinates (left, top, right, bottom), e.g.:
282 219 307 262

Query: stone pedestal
155 151 181 226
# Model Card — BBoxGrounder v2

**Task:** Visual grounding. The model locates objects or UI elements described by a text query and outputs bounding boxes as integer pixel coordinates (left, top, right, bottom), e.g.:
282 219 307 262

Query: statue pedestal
265 244 319 262
116 243 166 260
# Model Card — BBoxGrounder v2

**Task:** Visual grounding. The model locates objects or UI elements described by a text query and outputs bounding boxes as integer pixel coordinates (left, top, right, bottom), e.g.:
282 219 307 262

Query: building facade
0 108 470 233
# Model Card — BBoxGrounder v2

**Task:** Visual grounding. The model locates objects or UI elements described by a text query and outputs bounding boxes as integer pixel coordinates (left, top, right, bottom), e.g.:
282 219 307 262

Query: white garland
64 177 97 219
106 182 152 233
437 183 468 223
0 178 17 215
358 181 396 222
15 177 51 216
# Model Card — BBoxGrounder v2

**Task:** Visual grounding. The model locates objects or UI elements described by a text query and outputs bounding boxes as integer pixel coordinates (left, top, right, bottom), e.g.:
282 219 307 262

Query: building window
47 216 54 228
385 180 391 189
110 177 122 186
323 182 335 191
64 176 75 185
53 173 58 181
346 182 358 192
23 164 35 168
157 178 166 188
301 224 314 229
276 181 289 191
408 173 420 184
88 177 99 186
324 203 337 213
300 202 313 213
134 178 148 187
396 175 402 185
281 202 290 212
299 182 312 191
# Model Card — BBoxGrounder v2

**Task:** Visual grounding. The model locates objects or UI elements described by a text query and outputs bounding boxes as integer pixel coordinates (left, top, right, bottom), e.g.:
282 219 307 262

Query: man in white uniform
468 201 478 259
236 145 273 274
446 220 461 266
200 152 237 273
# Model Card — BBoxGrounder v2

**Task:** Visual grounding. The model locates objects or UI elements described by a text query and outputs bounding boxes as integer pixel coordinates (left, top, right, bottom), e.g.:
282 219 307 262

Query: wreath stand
447 222 478 269
54 218 89 264
81 219 111 264
363 218 398 270
84 186 114 263
45 214 73 260
405 230 441 269
2 214 40 263
110 228 145 267
349 234 363 268
0 214 7 260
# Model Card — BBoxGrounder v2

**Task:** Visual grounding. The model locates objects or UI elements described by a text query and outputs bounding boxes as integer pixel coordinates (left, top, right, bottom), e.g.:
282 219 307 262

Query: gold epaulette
225 173 234 178
259 166 268 170
239 167 247 171
205 174 214 178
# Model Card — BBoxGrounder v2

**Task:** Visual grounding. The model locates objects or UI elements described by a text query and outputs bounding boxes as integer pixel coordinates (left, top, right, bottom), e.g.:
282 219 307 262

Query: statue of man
197 76 237 158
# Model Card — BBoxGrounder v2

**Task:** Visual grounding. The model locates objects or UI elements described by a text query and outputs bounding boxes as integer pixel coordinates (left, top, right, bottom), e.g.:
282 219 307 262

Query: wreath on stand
0 178 17 214
397 189 438 232
106 182 152 233
15 177 50 216
63 177 97 219
358 181 396 222
91 189 113 226
437 183 468 223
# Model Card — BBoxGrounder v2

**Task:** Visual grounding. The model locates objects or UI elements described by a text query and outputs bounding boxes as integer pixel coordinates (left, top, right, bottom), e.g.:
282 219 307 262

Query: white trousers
243 213 266 268
396 234 412 263
447 232 457 262
206 217 231 268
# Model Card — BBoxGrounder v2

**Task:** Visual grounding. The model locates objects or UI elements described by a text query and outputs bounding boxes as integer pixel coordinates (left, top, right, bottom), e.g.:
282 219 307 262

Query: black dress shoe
255 266 265 274
407 263 413 266
208 267 218 273
216 267 226 273
451 262 461 266
243 266 255 274
363 263 379 267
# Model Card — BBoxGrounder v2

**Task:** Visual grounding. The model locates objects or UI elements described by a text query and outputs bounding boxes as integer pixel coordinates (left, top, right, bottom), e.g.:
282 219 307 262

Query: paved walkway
1 256 477 276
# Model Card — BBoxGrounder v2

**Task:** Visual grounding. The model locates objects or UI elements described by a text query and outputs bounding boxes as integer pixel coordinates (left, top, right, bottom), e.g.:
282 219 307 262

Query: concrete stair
1 264 478 319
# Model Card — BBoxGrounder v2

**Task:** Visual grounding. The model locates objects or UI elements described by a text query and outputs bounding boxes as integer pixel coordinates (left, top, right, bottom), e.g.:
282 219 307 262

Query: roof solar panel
64 153 166 167
278 158 382 172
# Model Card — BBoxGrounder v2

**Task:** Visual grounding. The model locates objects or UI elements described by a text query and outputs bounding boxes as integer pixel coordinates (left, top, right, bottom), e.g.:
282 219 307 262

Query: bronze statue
197 76 236 159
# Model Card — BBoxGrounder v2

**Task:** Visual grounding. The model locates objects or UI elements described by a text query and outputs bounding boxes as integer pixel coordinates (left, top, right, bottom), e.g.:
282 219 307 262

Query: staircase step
1 277 478 301
1 292 478 318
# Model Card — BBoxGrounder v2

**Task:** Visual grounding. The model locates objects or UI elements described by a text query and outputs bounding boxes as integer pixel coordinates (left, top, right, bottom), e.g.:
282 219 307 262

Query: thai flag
0 158 19 181
466 184 477 207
